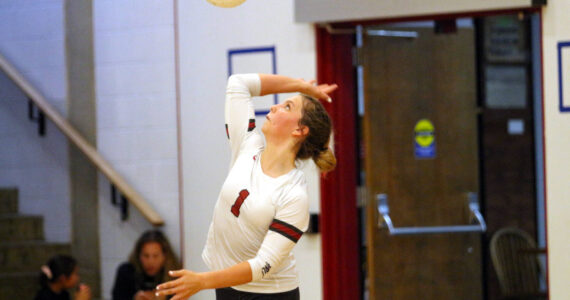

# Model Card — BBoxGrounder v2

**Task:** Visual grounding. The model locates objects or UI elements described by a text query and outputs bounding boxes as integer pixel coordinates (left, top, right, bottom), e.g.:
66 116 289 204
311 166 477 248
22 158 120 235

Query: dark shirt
34 287 70 300
112 262 162 300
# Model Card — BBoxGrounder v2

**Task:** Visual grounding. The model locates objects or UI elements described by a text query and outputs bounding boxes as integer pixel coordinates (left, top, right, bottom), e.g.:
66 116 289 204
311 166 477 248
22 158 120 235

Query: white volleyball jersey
202 74 310 293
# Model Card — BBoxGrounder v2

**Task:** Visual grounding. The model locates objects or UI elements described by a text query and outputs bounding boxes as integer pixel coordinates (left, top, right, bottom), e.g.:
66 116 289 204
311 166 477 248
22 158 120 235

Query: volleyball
206 0 246 8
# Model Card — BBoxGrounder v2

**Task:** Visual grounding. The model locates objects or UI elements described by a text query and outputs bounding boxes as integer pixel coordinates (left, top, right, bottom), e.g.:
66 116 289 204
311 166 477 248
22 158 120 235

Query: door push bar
366 29 419 38
377 193 487 235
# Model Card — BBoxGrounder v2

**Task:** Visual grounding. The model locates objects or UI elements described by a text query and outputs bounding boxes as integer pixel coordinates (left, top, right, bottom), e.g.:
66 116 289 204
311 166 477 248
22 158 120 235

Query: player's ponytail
314 146 336 173
296 95 337 173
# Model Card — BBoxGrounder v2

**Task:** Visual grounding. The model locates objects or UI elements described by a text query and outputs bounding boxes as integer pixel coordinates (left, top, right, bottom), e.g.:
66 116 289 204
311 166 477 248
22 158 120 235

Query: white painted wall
93 1 180 299
541 1 570 298
178 1 322 299
0 0 70 243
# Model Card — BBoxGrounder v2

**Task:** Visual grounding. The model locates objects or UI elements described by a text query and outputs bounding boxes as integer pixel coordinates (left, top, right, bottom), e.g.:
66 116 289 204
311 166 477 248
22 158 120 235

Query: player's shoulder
237 131 264 154
288 177 308 198
277 173 308 205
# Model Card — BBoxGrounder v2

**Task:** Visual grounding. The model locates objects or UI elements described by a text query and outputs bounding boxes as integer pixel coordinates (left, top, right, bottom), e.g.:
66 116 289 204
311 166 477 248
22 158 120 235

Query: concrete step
0 188 18 214
0 272 40 299
0 241 71 273
0 215 44 242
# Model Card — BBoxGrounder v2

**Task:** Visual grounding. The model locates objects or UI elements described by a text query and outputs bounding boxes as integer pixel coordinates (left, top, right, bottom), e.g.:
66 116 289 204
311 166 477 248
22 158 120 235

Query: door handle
377 193 487 235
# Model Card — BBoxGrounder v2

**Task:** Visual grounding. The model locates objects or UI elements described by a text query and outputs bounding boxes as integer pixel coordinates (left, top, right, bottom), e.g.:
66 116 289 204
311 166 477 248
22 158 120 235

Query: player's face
262 95 305 139
139 241 166 277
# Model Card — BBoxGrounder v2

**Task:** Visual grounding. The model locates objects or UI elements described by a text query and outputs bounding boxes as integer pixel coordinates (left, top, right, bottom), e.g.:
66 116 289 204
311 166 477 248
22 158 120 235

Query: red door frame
316 26 360 300
315 7 546 300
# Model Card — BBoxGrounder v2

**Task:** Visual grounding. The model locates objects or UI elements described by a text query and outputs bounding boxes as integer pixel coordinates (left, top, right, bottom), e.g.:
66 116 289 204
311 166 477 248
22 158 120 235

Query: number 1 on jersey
231 189 250 217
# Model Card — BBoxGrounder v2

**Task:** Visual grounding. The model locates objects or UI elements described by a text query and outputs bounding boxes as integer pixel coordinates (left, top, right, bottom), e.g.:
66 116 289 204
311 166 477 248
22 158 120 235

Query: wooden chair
490 227 547 300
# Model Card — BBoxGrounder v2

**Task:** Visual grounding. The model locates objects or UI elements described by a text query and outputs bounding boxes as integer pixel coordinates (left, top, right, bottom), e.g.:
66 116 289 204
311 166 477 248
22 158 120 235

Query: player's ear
293 125 309 137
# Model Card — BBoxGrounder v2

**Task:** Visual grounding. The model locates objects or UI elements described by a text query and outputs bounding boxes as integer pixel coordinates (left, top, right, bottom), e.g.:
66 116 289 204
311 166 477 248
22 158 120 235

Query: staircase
0 188 71 299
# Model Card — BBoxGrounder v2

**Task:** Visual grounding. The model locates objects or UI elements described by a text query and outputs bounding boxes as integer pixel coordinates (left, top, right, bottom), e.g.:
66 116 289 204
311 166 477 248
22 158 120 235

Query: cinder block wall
0 0 70 244
94 1 180 299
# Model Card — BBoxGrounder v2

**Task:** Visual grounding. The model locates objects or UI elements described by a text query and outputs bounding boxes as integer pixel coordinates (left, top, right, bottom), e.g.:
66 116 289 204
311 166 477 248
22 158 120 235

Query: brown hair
296 95 337 173
128 230 180 284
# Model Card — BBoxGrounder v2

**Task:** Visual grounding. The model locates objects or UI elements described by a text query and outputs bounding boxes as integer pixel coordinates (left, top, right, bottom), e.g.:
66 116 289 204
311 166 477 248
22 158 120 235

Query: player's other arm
155 262 251 299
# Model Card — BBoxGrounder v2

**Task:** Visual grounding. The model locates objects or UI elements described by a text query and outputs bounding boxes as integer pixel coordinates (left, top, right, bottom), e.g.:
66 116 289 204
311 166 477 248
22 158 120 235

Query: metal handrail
0 52 164 226
377 193 486 235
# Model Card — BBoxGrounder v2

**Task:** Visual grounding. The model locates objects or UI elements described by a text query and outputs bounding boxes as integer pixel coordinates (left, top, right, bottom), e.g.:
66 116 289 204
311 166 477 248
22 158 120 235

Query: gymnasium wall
178 1 323 299
93 1 181 298
0 0 71 243
541 0 570 298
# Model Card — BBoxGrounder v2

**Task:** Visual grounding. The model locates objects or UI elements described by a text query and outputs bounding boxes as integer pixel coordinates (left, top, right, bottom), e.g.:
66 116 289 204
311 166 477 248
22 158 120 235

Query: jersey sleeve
224 74 263 166
247 192 310 281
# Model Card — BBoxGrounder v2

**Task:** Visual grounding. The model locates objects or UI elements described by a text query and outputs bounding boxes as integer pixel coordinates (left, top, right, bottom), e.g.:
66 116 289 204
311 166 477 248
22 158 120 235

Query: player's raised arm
258 74 337 102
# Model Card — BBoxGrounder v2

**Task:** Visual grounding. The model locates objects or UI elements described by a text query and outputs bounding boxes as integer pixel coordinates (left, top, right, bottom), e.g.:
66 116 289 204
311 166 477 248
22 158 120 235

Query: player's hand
155 270 204 300
300 79 338 103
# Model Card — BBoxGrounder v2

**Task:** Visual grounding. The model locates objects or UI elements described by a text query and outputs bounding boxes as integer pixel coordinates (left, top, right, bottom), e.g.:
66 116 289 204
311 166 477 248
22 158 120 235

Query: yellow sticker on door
414 119 436 159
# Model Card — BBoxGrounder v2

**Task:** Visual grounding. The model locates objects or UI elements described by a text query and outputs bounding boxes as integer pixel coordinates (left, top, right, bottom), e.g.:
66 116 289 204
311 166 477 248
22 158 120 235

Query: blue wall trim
558 41 570 113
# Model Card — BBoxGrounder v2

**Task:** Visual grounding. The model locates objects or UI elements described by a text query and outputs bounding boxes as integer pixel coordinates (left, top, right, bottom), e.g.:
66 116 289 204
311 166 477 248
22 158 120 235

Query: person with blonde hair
112 230 180 300
156 73 337 299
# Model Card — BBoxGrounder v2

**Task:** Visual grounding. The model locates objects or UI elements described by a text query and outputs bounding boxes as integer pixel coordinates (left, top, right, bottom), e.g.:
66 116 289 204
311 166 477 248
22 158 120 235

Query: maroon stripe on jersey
225 124 229 139
247 119 256 132
269 219 303 243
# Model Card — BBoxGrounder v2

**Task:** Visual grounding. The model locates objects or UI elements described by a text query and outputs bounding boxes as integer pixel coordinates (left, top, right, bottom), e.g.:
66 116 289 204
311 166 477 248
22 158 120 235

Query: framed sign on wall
228 46 277 116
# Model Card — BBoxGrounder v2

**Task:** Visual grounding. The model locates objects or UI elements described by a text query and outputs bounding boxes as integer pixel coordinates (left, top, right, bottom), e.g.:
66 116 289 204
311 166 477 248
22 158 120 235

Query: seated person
35 254 91 300
112 230 180 300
